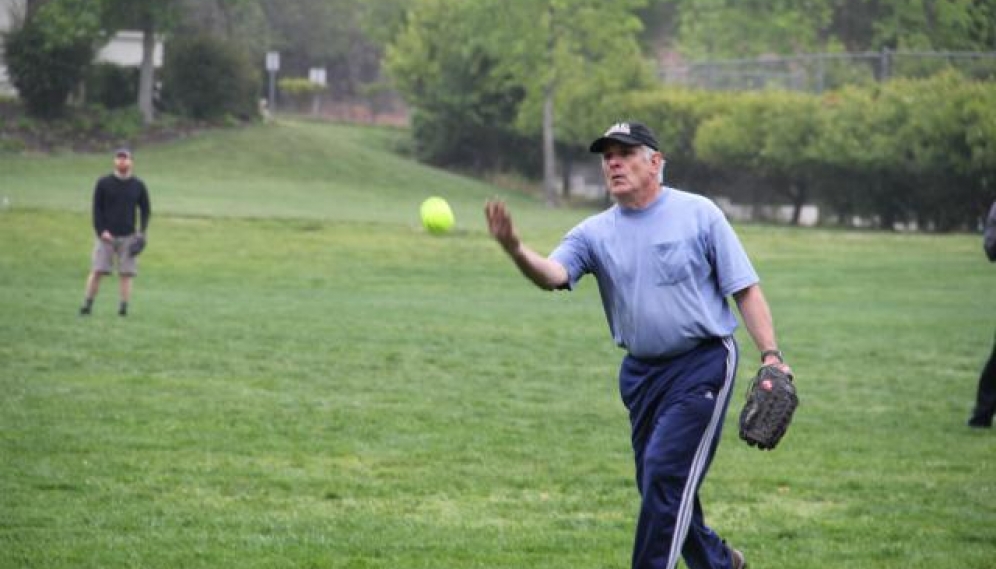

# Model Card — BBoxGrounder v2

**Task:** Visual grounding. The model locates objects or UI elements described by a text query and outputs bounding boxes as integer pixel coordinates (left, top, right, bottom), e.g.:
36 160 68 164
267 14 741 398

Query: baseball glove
738 365 798 450
128 235 146 257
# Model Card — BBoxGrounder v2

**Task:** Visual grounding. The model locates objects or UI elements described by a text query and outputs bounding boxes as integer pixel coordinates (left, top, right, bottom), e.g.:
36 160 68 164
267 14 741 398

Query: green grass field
1 119 994 569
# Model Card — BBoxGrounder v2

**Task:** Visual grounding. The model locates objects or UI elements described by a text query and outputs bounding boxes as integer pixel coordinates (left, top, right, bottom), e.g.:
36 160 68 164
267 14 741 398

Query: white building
0 0 163 96
0 0 24 95
95 30 164 69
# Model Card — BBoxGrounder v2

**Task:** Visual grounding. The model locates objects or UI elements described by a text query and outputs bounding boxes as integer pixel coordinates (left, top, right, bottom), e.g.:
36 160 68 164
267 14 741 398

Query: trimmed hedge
611 74 996 230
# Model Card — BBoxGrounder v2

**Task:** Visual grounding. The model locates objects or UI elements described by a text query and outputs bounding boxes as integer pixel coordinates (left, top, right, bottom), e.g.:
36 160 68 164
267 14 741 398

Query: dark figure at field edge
484 121 791 569
967 199 996 428
79 148 151 317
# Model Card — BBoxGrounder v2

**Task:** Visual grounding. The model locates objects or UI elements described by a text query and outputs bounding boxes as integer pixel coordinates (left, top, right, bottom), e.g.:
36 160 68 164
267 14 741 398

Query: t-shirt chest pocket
653 240 696 285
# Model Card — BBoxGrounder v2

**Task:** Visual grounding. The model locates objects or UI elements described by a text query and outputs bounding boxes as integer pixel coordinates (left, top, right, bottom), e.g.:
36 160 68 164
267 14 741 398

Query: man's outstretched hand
485 199 520 255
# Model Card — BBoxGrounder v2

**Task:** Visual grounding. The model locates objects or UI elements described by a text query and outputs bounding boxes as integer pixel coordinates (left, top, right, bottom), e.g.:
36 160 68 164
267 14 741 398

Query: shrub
85 63 138 109
160 34 259 120
0 136 27 154
98 107 144 140
277 77 325 113
278 77 323 97
608 77 996 230
3 20 94 118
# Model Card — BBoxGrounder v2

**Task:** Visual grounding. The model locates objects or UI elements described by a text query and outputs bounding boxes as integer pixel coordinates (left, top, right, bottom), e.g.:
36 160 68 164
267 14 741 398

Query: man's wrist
761 349 784 364
504 241 523 258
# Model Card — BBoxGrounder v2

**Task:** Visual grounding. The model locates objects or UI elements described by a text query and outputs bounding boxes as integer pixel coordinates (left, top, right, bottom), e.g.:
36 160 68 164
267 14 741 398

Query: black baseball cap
114 147 132 158
589 122 659 153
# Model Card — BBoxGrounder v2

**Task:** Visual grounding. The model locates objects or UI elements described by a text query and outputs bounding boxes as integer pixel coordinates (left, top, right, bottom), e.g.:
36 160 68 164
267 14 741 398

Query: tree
100 0 182 125
872 0 995 50
665 0 996 57
356 0 410 49
387 0 652 205
160 33 258 120
472 0 652 205
255 0 384 99
669 0 833 57
3 0 103 117
385 0 527 171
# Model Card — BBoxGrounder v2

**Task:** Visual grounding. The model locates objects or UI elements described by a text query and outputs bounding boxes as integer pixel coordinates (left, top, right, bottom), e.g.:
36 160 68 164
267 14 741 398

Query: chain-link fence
659 50 996 92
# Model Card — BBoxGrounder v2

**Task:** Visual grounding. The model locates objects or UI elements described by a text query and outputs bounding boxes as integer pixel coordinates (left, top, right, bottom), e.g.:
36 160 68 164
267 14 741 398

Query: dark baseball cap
114 147 132 158
589 122 659 153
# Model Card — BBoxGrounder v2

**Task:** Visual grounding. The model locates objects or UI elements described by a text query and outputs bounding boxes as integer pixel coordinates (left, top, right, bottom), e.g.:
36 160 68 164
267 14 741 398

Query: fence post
879 47 891 81
816 53 825 93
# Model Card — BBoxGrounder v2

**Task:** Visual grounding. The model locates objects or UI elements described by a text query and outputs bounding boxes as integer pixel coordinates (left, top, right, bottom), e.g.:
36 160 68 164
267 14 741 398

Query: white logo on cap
605 123 631 136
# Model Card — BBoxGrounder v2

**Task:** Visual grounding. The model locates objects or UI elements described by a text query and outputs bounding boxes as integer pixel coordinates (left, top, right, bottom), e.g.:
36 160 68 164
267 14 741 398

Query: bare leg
85 271 103 299
80 271 103 315
120 275 133 303
118 275 133 315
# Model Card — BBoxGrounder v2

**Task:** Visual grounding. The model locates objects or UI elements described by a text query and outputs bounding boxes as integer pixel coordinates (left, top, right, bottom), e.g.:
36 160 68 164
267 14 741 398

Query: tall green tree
385 0 527 171
498 0 652 205
669 0 834 57
666 0 996 57
387 0 652 205
178 0 269 43
356 0 411 50
873 0 995 50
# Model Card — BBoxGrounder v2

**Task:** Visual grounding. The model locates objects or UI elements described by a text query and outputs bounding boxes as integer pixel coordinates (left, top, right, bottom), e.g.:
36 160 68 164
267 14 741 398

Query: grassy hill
1 118 995 569
0 118 581 233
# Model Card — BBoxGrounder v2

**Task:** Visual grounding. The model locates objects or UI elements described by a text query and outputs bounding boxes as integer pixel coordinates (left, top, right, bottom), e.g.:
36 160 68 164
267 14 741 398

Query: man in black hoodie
79 148 152 317
968 200 996 428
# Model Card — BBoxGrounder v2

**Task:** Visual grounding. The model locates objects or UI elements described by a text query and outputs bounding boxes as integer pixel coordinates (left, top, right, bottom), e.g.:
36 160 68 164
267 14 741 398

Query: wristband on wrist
761 349 784 363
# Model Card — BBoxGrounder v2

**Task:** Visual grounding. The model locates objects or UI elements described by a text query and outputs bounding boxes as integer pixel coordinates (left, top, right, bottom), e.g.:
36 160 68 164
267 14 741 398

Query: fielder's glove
128 235 146 257
738 365 798 450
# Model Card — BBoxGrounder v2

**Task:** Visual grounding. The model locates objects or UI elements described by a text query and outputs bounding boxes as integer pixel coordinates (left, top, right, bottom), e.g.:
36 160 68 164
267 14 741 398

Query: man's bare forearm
503 242 568 290
733 284 781 363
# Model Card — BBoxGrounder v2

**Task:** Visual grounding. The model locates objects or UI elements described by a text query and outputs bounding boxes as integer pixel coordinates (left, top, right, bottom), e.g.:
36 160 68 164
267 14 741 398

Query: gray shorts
91 235 140 276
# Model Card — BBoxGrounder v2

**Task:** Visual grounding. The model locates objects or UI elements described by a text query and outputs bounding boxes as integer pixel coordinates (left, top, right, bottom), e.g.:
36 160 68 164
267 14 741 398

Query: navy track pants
970 329 996 424
619 337 739 569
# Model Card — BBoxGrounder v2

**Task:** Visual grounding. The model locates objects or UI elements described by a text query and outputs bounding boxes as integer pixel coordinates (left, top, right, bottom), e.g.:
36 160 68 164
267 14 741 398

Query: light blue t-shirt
549 188 758 359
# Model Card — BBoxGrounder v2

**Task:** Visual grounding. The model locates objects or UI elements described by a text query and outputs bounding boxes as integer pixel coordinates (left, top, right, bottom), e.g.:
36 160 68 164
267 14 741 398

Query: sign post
265 51 280 113
308 67 327 116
